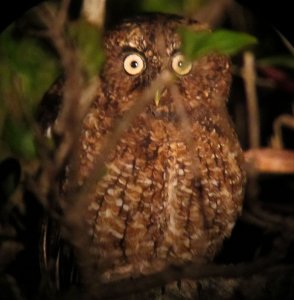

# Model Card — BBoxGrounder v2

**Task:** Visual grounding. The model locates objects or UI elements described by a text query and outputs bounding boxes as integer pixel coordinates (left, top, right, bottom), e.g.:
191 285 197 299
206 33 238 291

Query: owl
39 13 245 298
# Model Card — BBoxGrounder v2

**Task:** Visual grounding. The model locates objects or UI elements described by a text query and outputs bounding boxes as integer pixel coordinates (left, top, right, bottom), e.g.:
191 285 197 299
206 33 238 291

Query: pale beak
154 89 161 107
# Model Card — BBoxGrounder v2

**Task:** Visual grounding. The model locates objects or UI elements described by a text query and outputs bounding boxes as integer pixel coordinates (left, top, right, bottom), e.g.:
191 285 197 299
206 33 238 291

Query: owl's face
99 14 231 123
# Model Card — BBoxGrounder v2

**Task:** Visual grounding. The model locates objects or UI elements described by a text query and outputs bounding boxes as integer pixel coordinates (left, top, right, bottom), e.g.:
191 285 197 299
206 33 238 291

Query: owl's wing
37 77 80 290
36 76 65 135
40 216 80 291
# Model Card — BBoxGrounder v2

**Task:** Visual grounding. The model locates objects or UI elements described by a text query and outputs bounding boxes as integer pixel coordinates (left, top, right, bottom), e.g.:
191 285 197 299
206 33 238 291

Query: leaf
0 25 60 159
141 0 183 14
258 55 294 69
2 118 36 160
141 0 204 14
180 29 258 60
0 25 60 112
68 19 104 78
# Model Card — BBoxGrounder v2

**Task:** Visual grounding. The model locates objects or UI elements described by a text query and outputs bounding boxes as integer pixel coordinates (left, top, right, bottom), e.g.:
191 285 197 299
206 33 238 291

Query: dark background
1 1 294 299
0 0 293 44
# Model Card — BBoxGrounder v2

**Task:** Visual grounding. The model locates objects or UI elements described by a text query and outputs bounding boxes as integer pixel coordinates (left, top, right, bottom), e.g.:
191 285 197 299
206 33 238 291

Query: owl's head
99 13 231 122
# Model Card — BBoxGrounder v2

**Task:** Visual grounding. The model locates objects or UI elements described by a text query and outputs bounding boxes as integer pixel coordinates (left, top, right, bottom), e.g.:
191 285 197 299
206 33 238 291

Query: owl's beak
154 89 161 106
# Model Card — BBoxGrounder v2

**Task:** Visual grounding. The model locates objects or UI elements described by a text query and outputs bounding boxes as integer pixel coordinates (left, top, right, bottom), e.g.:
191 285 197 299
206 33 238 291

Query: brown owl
39 13 245 299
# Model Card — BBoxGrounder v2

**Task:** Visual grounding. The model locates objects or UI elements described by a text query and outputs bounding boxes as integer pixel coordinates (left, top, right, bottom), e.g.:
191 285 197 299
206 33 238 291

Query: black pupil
178 60 183 68
131 60 138 68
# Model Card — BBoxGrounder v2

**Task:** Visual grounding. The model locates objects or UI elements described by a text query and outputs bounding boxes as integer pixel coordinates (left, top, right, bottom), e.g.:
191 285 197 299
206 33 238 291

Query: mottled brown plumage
39 13 245 298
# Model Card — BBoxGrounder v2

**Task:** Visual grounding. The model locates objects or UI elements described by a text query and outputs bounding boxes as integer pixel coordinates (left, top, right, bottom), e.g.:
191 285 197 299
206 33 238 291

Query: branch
242 51 260 149
88 250 286 299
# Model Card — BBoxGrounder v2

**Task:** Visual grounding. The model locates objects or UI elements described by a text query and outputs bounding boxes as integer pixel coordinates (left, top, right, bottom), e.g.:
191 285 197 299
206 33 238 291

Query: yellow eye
171 53 192 75
123 53 146 75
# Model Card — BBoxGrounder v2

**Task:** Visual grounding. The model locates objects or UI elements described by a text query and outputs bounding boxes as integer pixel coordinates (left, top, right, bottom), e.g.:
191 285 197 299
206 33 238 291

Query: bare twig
271 114 294 149
30 1 99 206
65 71 173 212
242 209 293 232
171 84 202 178
88 247 286 299
242 51 260 149
83 0 106 28
244 148 294 173
61 71 174 285
275 29 294 56
193 0 234 28
232 66 276 89
241 52 260 204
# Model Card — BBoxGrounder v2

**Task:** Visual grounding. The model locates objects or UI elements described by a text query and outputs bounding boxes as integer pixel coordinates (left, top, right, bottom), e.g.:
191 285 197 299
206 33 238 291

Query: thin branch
30 1 99 208
244 148 294 173
242 52 260 205
275 28 294 56
245 197 294 232
242 51 260 149
171 84 202 178
65 70 174 215
193 0 234 28
60 71 174 288
272 114 294 149
88 250 286 299
82 0 106 28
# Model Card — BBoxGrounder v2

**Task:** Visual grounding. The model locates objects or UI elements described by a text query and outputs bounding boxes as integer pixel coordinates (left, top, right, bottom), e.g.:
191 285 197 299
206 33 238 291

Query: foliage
180 28 257 60
258 55 294 69
0 0 294 300
141 0 205 14
0 8 104 160
68 19 104 78
2 118 36 160
0 26 59 112
0 25 59 159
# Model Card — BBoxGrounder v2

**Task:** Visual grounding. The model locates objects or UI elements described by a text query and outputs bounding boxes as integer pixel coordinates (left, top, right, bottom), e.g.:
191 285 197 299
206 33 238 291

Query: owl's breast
82 116 245 281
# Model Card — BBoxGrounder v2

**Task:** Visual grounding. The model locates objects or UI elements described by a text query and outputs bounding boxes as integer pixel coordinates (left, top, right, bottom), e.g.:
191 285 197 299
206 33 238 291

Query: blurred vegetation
0 0 256 160
140 0 205 14
68 19 104 78
0 10 104 160
180 28 257 59
0 0 294 300
0 26 59 161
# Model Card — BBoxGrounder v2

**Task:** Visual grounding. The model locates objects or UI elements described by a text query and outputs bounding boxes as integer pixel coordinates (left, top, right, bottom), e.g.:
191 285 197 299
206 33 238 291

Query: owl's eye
171 53 192 76
123 53 146 75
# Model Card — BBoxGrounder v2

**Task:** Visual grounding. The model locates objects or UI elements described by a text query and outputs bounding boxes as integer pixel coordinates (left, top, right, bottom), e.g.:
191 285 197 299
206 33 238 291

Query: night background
0 1 294 299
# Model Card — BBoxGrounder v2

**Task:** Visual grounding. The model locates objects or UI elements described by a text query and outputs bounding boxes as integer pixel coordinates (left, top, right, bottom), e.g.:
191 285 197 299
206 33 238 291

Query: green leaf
258 55 294 69
141 0 184 13
0 26 60 112
2 118 36 160
141 0 205 14
68 19 104 78
0 24 60 159
180 29 258 60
